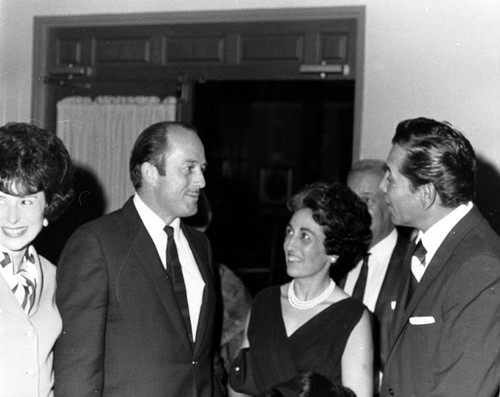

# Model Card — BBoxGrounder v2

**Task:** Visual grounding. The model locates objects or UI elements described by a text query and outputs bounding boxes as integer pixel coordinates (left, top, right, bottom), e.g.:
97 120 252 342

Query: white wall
1 0 500 169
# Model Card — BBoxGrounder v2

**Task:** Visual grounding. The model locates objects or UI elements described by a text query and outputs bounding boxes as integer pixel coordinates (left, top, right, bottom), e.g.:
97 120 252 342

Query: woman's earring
43 218 49 227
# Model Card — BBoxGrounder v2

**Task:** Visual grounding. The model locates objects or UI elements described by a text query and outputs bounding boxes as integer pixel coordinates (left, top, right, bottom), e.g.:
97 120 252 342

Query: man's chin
184 204 198 217
389 214 400 225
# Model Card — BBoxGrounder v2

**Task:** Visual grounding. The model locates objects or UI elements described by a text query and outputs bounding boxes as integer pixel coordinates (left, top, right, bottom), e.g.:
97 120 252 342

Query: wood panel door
194 80 354 285
48 19 356 80
42 16 358 130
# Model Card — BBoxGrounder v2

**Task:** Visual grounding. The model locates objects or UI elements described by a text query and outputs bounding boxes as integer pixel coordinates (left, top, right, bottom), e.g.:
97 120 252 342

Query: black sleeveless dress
247 285 365 396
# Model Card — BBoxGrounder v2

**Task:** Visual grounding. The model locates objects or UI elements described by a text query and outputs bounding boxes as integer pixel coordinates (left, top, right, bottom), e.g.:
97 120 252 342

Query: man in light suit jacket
55 122 223 397
341 159 410 381
379 117 500 397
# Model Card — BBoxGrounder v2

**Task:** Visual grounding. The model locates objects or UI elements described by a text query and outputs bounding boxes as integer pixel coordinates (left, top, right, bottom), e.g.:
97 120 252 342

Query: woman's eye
300 232 311 241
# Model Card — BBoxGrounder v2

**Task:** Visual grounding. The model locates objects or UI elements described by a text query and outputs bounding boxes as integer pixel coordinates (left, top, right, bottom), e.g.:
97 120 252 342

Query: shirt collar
419 201 473 263
133 193 180 238
369 228 397 257
0 243 30 269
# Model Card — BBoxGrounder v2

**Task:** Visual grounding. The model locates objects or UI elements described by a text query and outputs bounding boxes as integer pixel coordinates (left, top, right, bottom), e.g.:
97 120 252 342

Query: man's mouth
287 254 301 263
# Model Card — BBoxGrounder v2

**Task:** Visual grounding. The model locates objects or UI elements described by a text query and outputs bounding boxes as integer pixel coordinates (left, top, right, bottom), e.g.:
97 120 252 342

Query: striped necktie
406 240 427 308
164 226 193 343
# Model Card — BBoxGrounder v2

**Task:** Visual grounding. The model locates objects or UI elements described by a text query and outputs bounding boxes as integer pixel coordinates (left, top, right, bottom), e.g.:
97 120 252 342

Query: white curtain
56 96 177 214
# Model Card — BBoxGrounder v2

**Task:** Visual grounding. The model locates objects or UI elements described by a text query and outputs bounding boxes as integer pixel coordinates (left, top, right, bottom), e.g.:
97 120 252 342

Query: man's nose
195 170 206 189
379 174 388 193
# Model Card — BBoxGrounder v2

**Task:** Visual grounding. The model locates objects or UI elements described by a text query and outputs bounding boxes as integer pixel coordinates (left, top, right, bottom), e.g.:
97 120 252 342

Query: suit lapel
386 237 414 352
374 233 408 316
388 207 482 358
29 248 44 316
122 199 194 355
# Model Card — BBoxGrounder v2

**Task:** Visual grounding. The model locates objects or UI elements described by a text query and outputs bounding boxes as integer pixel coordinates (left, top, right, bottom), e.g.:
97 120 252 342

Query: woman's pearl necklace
288 278 336 310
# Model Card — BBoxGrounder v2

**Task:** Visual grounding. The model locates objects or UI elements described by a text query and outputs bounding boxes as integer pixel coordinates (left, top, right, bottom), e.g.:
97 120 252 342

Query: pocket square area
409 316 435 325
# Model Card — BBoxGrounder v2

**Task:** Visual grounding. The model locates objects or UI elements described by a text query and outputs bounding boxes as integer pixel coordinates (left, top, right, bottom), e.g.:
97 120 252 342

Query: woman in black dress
231 181 373 397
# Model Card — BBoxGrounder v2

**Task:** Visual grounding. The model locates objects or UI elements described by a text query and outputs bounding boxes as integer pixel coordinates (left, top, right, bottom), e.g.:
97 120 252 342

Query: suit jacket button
192 360 197 366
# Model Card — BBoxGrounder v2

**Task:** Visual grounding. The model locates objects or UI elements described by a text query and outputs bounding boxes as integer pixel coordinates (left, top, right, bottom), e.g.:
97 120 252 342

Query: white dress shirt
413 201 473 282
134 194 205 341
344 228 398 311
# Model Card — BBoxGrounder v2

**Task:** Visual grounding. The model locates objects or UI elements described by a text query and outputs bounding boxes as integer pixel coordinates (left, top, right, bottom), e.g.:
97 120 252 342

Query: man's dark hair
392 117 476 207
129 121 198 189
0 122 74 221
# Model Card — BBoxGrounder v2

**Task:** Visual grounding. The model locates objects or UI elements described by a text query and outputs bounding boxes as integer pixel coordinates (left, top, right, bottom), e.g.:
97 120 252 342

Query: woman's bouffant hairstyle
0 122 74 221
393 117 476 207
129 121 198 190
287 181 371 258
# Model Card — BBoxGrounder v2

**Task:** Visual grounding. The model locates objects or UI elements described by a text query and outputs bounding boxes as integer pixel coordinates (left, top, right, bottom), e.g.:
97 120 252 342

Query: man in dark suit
379 117 500 397
342 159 409 380
54 122 223 397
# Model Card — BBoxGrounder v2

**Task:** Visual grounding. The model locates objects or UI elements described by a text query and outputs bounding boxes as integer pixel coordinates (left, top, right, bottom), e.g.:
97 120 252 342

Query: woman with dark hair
0 122 73 396
231 181 373 397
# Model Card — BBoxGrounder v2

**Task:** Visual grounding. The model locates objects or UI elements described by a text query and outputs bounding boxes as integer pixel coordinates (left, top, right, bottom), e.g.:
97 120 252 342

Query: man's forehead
166 132 204 155
351 169 384 185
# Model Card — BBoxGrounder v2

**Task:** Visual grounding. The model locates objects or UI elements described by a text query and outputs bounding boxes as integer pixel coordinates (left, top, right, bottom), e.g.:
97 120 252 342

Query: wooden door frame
32 6 365 162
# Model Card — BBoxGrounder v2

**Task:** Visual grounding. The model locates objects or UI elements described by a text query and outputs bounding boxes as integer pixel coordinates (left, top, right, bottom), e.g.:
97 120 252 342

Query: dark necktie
352 252 370 302
164 226 193 342
406 240 427 308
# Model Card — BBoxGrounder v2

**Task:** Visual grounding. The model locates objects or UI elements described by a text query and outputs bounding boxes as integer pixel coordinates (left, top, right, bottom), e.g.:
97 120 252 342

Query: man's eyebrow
185 159 207 170
185 159 206 165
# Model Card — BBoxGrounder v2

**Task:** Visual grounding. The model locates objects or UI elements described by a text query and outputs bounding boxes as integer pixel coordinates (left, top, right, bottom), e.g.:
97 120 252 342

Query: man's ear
141 162 159 187
420 183 437 210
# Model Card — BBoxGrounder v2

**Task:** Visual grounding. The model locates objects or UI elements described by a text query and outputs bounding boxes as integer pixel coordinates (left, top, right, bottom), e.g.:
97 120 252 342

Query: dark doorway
193 80 355 292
